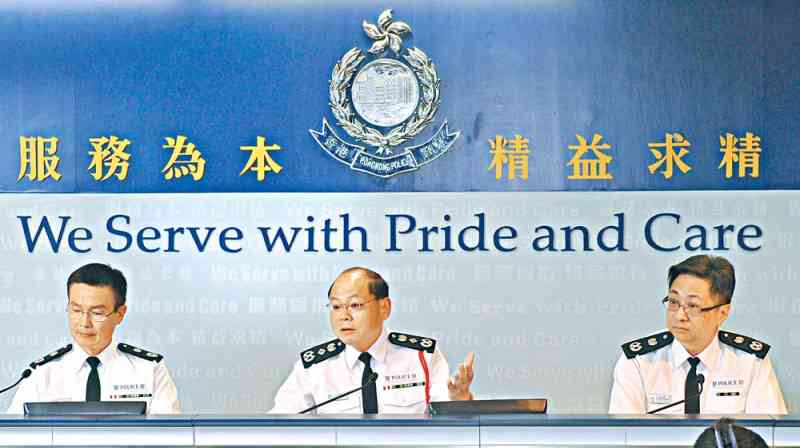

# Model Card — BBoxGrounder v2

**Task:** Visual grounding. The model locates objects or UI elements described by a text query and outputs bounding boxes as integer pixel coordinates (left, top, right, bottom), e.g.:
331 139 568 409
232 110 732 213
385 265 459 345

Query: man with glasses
269 266 475 414
609 255 786 414
7 263 180 414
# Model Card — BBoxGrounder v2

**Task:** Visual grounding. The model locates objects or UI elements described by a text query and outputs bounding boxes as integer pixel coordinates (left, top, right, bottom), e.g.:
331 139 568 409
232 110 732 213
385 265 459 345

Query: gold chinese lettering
567 133 613 180
88 135 131 181
488 134 530 180
719 132 761 178
647 132 692 179
18 136 62 181
240 136 283 181
162 135 206 181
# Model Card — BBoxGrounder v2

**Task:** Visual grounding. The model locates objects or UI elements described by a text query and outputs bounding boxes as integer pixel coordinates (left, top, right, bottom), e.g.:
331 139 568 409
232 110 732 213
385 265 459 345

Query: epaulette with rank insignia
29 344 72 369
718 331 770 359
389 332 436 354
118 343 164 362
621 331 674 359
301 339 345 368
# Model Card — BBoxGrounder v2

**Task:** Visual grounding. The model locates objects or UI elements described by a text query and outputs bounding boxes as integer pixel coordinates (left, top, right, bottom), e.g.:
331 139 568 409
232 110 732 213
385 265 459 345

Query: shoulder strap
389 332 436 354
301 339 345 368
29 344 72 369
718 331 770 359
621 331 674 359
118 343 164 362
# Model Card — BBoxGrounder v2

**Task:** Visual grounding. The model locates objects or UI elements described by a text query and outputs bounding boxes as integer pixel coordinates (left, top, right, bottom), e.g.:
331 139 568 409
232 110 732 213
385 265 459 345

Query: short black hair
67 263 127 310
693 418 768 448
328 267 389 300
668 255 735 305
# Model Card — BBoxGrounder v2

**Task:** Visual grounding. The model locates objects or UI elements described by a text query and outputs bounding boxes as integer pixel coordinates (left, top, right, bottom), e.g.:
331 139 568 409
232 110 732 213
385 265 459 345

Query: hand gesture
447 352 475 401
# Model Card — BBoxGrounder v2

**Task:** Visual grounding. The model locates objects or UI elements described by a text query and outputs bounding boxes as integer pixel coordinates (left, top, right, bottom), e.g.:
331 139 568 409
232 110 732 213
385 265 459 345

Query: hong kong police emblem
310 9 460 178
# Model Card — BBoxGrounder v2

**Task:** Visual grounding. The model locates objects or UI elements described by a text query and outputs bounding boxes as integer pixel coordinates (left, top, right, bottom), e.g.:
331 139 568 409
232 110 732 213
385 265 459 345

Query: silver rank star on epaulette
301 339 345 368
389 332 436 354
718 330 770 359
29 343 73 369
118 343 164 363
621 331 674 359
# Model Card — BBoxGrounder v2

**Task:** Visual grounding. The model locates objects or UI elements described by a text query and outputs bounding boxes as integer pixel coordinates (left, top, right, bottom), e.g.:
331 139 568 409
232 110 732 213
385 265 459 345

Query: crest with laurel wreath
310 9 460 178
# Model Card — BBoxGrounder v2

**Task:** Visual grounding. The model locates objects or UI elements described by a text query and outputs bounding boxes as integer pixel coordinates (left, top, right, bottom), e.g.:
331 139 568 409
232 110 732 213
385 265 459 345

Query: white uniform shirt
269 329 450 414
7 341 180 414
609 333 786 414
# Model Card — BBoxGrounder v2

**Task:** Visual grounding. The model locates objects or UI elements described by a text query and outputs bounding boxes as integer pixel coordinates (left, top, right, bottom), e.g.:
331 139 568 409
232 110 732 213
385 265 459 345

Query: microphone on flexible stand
713 419 739 448
647 374 705 414
0 368 32 395
299 372 379 415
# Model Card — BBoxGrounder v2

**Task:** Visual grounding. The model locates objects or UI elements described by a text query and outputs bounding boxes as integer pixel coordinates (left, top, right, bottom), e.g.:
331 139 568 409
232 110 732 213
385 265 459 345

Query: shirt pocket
316 392 361 414
706 388 746 413
380 387 426 414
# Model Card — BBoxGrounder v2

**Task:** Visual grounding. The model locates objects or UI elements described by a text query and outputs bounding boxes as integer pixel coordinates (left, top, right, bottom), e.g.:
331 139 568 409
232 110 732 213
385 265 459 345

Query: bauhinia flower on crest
362 9 411 55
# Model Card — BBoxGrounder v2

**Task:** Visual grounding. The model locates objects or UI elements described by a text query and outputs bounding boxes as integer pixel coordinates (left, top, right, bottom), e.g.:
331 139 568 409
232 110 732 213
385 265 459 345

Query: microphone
647 374 705 414
714 419 739 448
0 368 32 395
299 372 378 415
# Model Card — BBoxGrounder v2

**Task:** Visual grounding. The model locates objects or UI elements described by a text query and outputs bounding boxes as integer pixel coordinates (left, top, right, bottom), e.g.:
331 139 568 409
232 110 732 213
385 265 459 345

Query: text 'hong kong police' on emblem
310 9 460 178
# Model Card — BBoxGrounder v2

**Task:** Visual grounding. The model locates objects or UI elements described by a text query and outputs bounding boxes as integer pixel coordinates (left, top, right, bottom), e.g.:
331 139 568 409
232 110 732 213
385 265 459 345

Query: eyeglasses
325 298 378 314
661 296 727 317
67 306 117 322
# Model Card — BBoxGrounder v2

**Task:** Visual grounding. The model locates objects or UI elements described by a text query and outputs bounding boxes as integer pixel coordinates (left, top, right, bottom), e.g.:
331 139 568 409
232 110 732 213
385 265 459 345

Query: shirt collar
344 328 388 370
696 336 721 371
671 335 721 371
68 339 118 374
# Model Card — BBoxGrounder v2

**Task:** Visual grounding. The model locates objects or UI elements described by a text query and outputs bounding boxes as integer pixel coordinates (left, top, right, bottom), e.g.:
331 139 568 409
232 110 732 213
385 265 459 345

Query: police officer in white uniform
269 267 475 414
609 255 786 414
7 263 180 414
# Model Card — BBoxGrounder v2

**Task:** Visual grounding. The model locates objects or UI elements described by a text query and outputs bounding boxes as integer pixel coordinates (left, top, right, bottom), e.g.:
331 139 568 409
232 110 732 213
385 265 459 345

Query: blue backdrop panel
0 0 798 192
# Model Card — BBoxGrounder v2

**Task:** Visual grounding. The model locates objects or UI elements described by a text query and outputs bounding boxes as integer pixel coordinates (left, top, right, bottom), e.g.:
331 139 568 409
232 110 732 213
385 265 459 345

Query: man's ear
116 304 128 323
381 297 392 320
718 303 730 324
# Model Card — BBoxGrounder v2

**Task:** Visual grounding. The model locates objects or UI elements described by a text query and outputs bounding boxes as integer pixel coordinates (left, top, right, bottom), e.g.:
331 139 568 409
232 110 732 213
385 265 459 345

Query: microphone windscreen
21 369 32 379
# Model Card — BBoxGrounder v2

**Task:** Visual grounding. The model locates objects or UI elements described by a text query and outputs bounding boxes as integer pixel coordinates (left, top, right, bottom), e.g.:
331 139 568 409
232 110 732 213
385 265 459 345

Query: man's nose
78 312 93 327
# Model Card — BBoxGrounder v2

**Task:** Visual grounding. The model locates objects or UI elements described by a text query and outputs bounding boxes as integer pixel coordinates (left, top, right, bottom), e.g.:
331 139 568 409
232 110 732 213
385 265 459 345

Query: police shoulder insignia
621 331 674 359
29 343 72 369
118 343 164 363
389 332 436 354
301 339 345 369
718 331 770 359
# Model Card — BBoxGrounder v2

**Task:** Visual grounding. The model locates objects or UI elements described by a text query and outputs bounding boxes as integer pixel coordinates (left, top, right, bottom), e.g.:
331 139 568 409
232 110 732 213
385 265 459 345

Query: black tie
684 357 701 414
86 357 101 402
358 352 378 414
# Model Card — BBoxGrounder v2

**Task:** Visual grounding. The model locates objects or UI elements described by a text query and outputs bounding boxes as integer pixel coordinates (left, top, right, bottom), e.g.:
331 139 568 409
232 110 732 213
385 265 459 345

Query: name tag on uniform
712 378 743 398
712 378 744 387
383 372 424 390
109 383 152 399
716 391 741 397
648 393 671 405
383 381 426 391
110 393 153 399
